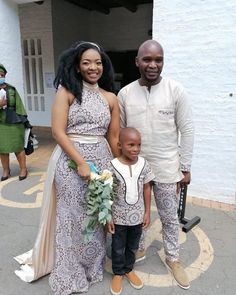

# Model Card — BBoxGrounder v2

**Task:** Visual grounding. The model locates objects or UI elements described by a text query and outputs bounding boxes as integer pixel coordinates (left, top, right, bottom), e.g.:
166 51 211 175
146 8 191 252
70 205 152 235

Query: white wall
153 0 236 204
0 0 24 100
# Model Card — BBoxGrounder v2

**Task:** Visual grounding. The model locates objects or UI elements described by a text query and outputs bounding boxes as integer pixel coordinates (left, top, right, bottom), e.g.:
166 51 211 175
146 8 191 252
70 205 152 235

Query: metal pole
178 185 201 232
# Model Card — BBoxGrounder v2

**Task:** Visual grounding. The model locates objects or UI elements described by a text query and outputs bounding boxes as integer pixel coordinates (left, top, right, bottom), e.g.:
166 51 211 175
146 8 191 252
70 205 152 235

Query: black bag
5 108 23 124
5 85 28 124
24 131 34 155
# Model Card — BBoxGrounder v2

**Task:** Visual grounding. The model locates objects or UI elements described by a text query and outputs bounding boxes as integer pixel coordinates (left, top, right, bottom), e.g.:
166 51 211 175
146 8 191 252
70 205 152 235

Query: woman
15 41 120 295
0 63 28 181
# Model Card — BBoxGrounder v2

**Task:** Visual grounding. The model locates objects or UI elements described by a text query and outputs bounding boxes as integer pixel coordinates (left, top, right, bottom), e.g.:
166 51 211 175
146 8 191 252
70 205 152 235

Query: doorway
107 50 140 92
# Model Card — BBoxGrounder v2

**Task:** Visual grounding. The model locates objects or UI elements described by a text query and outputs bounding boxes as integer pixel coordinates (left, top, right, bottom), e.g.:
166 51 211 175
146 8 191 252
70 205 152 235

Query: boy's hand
142 212 150 229
107 221 115 234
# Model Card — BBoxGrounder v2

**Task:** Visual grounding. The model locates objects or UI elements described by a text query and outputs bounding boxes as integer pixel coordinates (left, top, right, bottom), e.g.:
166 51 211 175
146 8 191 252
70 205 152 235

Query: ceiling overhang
13 0 45 4
65 0 152 15
13 0 35 3
13 0 152 14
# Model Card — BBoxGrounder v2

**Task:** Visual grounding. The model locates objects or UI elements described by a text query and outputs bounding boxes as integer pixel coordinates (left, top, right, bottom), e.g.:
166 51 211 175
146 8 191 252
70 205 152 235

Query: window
23 38 45 112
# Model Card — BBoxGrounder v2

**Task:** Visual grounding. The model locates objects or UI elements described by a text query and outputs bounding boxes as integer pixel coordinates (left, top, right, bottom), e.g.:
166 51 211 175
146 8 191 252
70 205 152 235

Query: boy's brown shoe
125 271 143 289
165 259 190 289
135 250 146 263
110 275 123 295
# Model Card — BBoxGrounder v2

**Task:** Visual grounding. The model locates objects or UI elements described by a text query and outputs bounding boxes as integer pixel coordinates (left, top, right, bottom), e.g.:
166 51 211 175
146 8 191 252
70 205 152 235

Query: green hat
0 64 7 74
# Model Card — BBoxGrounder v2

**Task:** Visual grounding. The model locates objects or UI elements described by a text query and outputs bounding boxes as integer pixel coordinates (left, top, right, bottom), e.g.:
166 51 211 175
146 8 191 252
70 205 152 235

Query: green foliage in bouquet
83 170 116 243
68 158 116 243
68 159 77 170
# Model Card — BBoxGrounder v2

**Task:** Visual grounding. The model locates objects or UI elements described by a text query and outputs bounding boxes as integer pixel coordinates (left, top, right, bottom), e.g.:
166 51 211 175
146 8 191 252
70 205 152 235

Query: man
118 40 194 289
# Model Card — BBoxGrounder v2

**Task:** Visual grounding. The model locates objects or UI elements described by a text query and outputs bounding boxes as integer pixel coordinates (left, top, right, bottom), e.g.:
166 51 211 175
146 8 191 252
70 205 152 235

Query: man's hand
177 171 191 194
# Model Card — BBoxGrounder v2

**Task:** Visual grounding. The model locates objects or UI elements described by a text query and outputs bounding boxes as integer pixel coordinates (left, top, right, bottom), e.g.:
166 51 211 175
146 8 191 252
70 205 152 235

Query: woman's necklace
82 80 99 90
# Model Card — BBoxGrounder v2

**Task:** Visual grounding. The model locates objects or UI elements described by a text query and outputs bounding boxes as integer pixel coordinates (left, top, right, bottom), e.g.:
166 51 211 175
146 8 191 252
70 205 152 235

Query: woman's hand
0 98 7 107
77 161 91 180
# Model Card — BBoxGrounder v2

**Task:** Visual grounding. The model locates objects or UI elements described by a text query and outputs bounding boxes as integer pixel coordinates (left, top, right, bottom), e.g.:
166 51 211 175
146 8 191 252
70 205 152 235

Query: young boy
108 127 155 295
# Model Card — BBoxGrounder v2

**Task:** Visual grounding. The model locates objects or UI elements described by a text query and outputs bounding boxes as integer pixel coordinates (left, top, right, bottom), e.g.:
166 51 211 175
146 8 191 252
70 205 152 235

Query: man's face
136 43 164 85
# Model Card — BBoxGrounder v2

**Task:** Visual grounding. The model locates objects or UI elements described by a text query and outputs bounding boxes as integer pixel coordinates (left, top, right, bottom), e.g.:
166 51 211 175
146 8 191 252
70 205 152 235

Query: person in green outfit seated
0 63 28 181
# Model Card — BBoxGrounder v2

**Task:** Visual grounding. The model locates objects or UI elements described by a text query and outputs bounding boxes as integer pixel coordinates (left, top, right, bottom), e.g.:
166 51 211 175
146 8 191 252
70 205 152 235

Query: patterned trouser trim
139 182 180 261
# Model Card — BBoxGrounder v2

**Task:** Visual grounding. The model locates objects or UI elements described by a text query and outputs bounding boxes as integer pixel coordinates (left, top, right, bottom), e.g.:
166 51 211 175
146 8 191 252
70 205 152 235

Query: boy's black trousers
111 223 142 275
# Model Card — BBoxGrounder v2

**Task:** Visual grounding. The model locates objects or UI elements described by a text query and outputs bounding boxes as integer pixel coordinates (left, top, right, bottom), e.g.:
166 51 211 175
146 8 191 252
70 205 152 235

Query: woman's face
0 71 6 86
0 71 6 78
78 48 103 84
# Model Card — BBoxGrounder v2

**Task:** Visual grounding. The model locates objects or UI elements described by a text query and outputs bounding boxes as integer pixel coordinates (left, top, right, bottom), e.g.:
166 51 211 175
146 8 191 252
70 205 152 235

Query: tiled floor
27 126 56 170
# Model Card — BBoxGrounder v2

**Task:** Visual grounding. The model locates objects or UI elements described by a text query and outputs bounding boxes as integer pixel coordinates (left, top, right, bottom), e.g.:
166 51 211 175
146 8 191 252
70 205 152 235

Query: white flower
100 169 113 179
104 177 113 188
90 171 101 180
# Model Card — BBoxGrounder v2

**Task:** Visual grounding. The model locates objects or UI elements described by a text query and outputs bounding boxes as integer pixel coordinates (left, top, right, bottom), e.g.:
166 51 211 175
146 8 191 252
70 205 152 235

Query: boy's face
119 131 141 163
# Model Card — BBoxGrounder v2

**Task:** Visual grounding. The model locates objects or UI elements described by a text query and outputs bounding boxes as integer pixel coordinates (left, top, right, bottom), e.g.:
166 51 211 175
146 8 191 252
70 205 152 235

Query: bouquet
68 159 115 242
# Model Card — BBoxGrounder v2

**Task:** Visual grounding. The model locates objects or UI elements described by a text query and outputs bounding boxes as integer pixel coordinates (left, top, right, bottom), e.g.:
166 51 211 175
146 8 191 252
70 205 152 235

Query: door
22 37 54 126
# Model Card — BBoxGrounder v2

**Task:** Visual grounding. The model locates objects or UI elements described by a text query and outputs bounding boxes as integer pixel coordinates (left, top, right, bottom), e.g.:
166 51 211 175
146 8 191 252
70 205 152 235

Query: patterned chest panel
67 88 111 136
111 161 148 226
